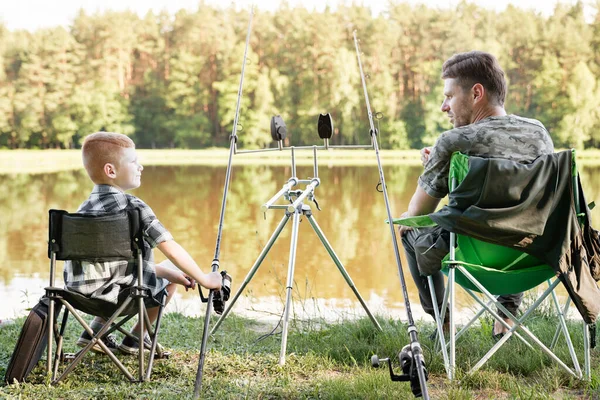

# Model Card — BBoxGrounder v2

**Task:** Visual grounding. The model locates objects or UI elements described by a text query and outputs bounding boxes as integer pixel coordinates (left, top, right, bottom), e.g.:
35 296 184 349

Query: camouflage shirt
419 115 554 198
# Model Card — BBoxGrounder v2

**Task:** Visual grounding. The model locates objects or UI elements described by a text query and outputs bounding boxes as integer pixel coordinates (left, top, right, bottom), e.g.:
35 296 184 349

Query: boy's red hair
82 132 135 183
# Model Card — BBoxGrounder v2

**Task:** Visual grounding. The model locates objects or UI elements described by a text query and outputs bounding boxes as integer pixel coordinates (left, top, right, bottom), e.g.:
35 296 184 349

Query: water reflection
1 163 598 323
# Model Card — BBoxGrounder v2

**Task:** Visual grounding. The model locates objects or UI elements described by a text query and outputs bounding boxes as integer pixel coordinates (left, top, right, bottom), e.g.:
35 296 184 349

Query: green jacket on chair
430 150 600 324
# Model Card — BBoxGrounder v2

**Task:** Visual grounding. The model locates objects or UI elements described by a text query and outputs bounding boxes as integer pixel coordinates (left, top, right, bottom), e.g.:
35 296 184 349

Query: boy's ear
103 162 117 179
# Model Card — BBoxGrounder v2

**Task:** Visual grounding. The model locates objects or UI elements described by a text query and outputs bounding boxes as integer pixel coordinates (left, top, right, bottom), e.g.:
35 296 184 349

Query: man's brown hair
442 51 507 106
82 132 135 183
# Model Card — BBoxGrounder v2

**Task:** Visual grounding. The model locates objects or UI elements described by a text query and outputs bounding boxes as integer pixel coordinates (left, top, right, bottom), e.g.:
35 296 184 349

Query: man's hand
420 147 432 166
398 211 412 237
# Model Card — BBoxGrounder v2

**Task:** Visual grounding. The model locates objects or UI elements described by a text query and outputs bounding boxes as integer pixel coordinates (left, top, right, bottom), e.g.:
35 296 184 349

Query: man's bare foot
493 317 514 339
428 320 450 341
442 320 450 334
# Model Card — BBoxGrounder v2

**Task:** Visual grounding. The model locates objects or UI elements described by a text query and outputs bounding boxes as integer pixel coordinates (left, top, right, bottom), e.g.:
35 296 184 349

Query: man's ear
103 162 117 179
472 83 485 104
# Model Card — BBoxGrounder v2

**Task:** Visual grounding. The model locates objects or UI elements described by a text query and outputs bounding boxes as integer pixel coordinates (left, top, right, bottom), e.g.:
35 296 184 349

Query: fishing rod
352 31 430 399
193 7 254 398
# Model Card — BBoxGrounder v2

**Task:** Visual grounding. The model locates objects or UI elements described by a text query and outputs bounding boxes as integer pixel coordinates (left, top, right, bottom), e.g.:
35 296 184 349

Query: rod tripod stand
210 147 382 365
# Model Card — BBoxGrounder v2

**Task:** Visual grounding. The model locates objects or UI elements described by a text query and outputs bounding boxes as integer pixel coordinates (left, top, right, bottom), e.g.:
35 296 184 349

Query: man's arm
407 185 441 216
399 185 441 236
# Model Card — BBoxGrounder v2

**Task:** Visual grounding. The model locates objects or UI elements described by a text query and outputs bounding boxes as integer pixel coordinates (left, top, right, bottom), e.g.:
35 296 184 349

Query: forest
0 1 599 150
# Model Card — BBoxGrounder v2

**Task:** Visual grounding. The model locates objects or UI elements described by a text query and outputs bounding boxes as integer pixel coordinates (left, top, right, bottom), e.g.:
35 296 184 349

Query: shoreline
0 148 421 175
2 148 599 175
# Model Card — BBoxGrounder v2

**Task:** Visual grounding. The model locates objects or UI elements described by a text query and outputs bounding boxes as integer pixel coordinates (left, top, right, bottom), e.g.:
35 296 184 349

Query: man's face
440 78 474 128
113 147 143 191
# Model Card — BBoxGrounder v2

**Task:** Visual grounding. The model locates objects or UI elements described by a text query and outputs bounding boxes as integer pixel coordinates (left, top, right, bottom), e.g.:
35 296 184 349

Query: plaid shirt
63 185 173 304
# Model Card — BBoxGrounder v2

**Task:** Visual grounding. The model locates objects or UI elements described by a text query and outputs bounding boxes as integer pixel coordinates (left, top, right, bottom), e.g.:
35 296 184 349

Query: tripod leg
279 209 302 365
210 212 291 335
306 212 382 331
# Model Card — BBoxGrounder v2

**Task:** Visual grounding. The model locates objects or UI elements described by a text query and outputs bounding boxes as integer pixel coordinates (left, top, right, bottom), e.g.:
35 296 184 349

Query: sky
0 0 595 32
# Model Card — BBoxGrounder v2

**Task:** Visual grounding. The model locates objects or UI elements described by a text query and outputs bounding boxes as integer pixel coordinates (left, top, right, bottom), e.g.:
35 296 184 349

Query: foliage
0 2 599 149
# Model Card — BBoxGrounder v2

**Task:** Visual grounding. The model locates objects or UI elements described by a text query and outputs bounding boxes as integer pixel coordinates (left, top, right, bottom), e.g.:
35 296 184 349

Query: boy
64 131 222 354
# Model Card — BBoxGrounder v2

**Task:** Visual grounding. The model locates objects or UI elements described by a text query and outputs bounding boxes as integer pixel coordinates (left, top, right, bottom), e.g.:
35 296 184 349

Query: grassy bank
0 312 598 399
2 148 599 175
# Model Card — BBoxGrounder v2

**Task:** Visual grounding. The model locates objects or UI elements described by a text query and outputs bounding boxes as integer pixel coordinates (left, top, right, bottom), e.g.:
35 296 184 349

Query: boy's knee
164 283 177 303
167 282 177 294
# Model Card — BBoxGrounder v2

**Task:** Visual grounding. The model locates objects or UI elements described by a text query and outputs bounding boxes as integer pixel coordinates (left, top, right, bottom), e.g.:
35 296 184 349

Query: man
399 51 554 338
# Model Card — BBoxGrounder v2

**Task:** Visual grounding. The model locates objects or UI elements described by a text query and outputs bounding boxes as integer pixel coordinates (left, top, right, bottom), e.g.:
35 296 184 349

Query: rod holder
287 178 320 213
261 178 298 212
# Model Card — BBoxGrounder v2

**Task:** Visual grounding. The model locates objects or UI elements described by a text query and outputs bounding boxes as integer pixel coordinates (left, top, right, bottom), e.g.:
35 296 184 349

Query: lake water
1 162 599 326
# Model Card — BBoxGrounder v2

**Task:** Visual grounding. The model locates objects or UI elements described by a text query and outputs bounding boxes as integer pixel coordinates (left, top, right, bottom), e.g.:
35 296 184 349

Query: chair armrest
385 215 437 228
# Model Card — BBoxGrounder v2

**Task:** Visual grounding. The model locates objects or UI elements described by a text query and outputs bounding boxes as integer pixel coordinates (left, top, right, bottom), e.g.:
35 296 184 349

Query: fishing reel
199 270 232 315
371 344 428 398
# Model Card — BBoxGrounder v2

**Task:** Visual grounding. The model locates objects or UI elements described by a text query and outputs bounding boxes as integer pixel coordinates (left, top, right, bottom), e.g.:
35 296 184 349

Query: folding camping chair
45 208 168 384
393 150 593 380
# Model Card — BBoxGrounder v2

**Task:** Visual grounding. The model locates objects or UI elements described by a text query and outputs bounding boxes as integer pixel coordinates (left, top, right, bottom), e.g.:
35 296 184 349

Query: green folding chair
392 150 591 380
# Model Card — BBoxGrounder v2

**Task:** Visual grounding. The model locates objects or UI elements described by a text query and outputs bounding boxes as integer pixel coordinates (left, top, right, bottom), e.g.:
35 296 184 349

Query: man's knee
414 228 449 276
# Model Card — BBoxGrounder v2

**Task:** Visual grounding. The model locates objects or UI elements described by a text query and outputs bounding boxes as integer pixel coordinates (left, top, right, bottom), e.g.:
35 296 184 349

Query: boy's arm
157 239 222 289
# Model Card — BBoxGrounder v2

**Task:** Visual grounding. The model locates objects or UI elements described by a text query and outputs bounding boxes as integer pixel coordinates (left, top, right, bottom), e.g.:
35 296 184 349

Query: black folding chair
45 208 167 384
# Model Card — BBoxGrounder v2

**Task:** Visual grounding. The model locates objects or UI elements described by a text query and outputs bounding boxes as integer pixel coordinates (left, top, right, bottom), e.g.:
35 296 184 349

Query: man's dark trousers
401 225 523 320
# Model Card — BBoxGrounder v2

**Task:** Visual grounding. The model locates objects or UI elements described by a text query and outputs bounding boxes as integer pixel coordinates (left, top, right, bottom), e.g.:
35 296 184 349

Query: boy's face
113 147 143 191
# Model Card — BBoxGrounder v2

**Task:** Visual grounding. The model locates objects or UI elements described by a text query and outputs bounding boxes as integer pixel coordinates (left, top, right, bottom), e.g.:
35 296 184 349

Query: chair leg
448 267 456 380
549 283 581 377
427 276 450 378
47 298 56 376
52 306 70 379
583 321 591 380
551 298 571 349
465 289 534 350
455 299 492 343
53 300 136 384
145 301 166 381
138 298 145 382
110 314 137 337
459 270 580 378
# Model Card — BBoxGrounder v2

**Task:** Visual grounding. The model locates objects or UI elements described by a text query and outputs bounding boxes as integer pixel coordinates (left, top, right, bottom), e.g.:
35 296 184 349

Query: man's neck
471 105 506 124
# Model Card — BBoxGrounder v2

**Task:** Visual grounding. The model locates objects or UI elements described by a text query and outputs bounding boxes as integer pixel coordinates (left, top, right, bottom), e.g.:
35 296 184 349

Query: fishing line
193 7 254 398
353 30 430 399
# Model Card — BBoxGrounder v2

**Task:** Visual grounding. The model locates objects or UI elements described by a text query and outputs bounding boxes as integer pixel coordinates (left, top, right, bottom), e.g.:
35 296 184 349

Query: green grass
1 312 599 399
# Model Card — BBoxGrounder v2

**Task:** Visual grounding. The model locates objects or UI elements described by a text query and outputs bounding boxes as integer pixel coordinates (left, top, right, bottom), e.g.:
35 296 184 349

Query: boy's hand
168 270 196 290
205 271 222 290
184 275 196 291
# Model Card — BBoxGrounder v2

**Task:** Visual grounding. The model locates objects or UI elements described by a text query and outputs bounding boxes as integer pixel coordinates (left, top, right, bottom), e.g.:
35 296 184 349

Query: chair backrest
450 153 549 270
48 209 144 262
443 151 579 294
47 208 145 291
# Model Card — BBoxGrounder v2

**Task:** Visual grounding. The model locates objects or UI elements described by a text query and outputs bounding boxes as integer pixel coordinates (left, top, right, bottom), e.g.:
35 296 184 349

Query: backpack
4 297 62 384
